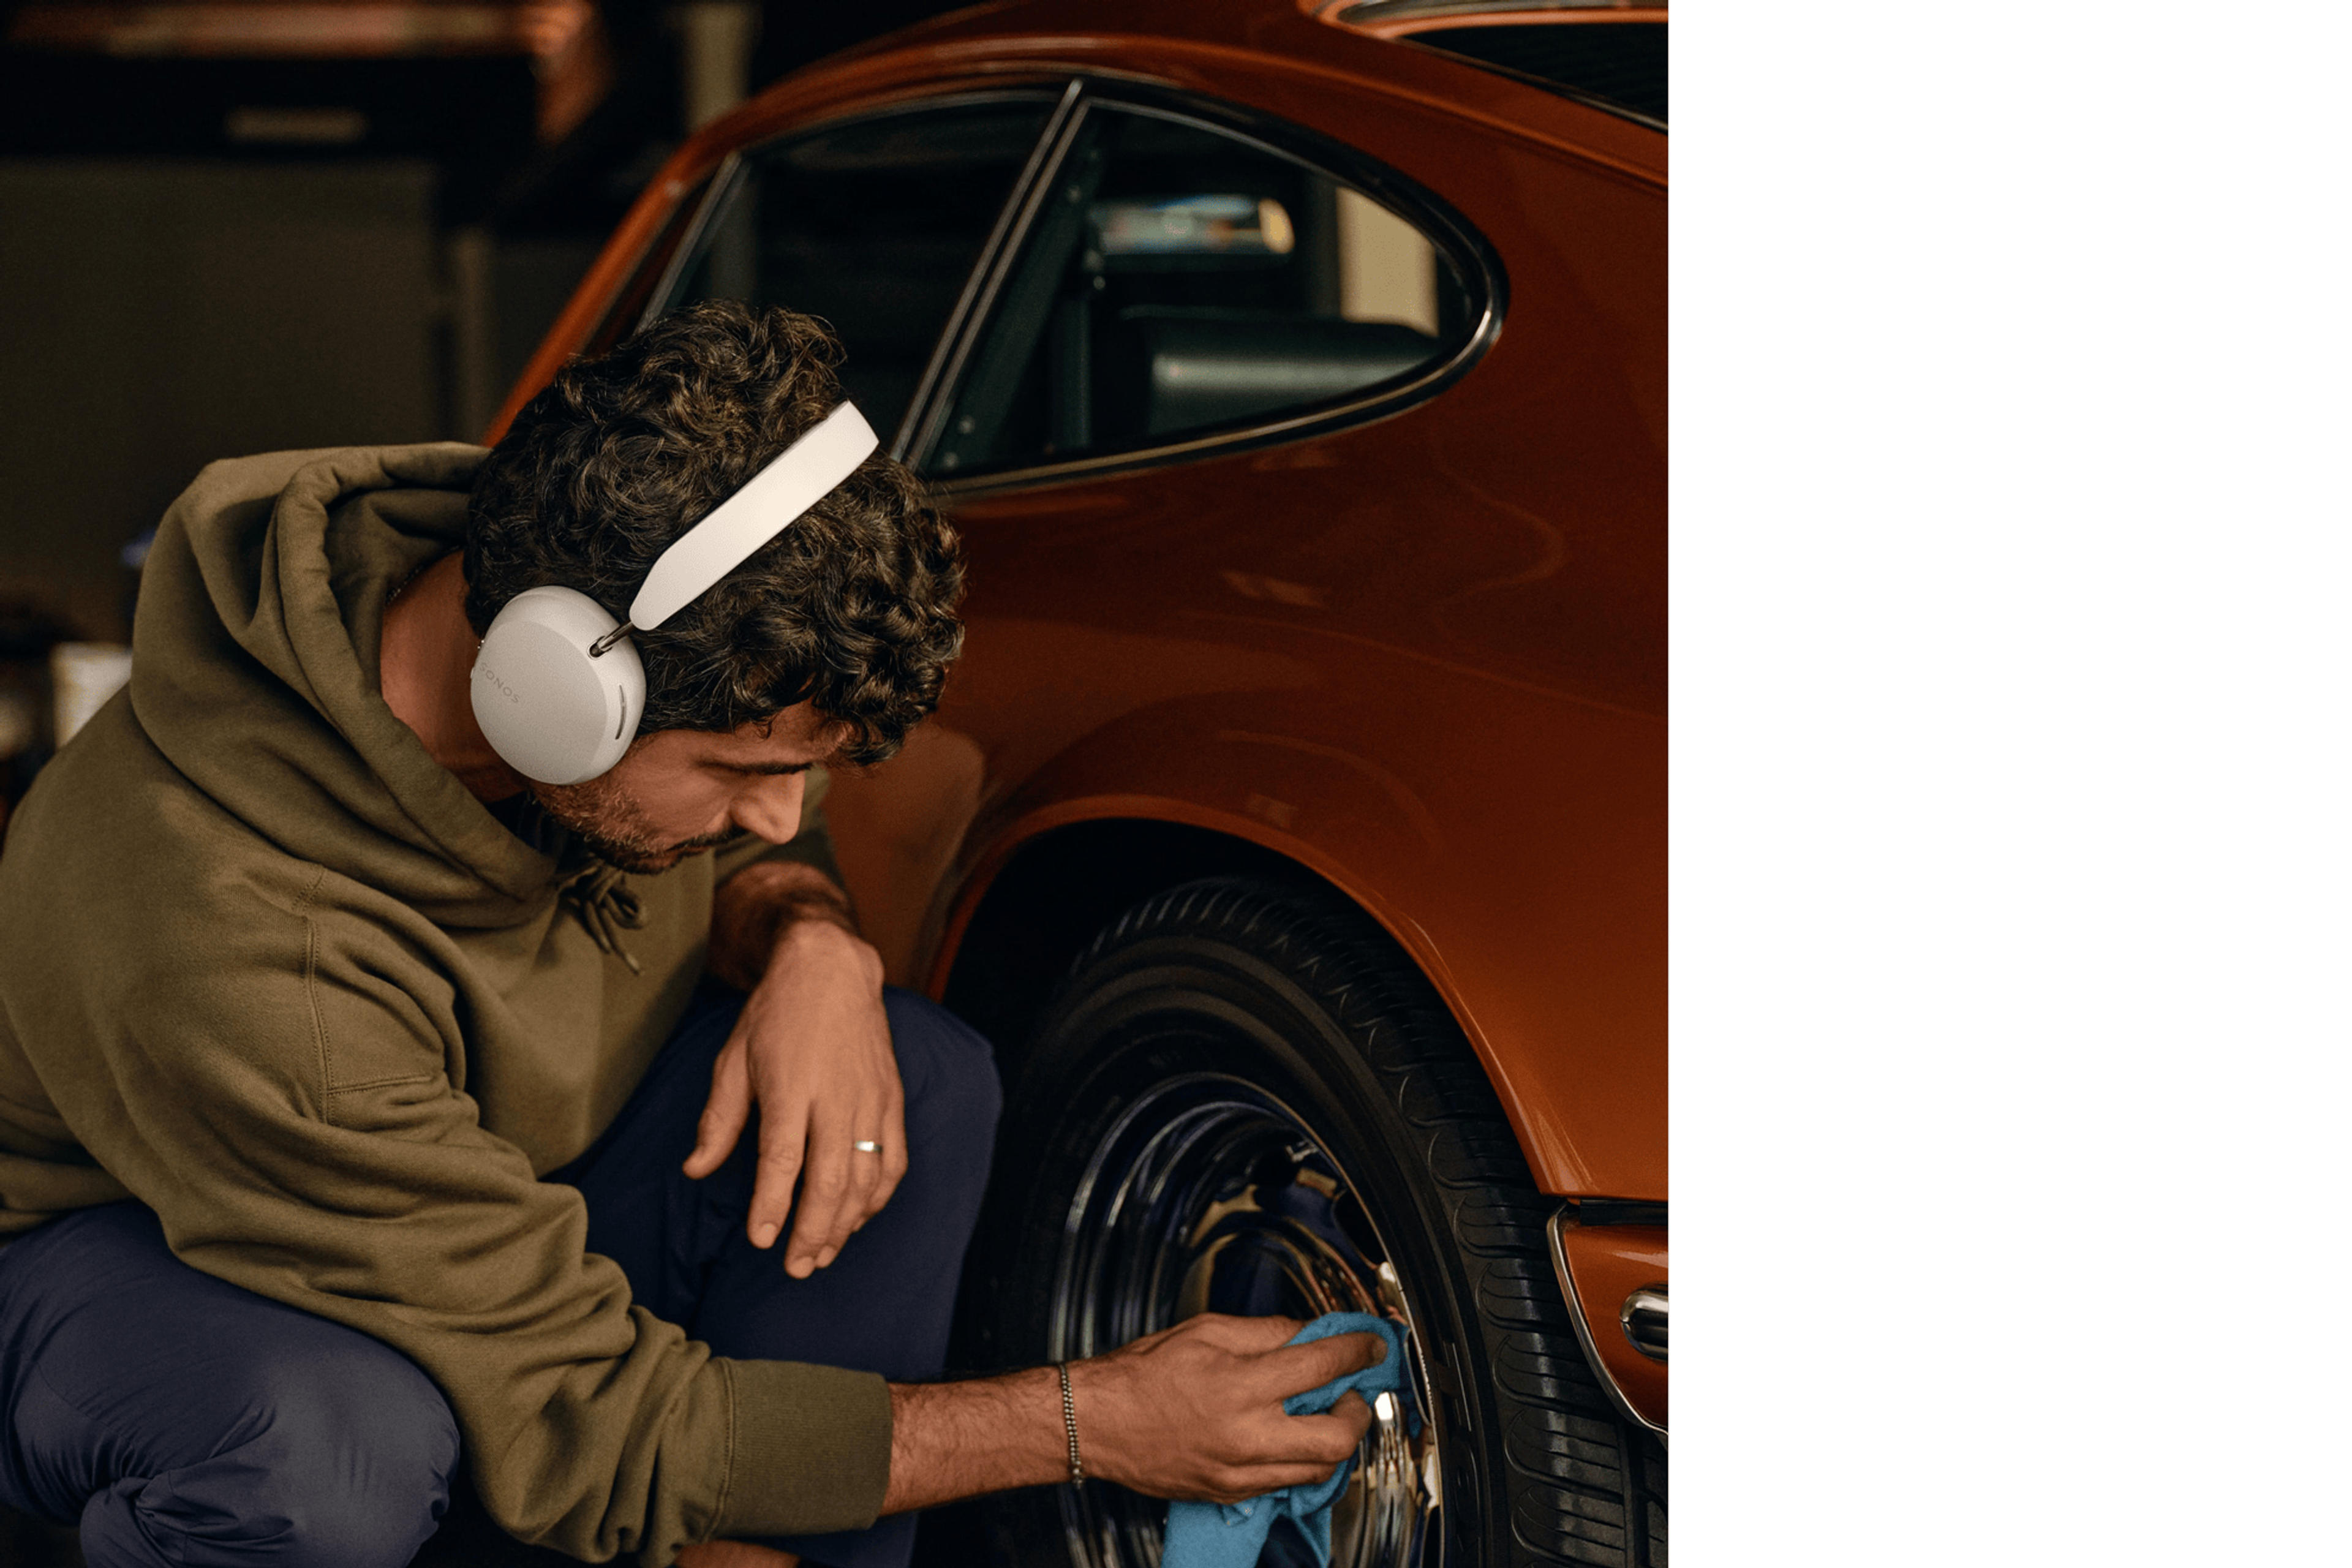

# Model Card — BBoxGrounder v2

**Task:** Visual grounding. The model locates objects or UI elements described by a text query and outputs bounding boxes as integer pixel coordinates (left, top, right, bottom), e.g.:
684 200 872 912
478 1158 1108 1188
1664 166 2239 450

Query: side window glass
926 106 1474 477
659 97 1055 442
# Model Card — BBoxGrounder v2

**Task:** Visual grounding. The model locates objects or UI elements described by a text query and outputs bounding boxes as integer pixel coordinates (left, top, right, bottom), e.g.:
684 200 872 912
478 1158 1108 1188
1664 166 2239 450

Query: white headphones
469 401 880 785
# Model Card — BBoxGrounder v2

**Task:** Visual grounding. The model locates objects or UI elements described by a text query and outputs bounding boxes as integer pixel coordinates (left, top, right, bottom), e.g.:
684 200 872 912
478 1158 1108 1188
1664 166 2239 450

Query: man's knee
254 1341 458 1564
78 1326 458 1568
883 987 1001 1155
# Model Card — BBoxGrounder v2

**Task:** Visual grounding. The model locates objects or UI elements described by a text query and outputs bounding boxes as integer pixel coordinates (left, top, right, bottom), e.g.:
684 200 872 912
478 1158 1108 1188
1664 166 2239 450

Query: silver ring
851 1140 883 1155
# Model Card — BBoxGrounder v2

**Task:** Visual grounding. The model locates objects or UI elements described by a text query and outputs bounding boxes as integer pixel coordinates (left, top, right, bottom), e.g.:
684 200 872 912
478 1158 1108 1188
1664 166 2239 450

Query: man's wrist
881 1366 1070 1516
709 859 865 990
771 914 883 987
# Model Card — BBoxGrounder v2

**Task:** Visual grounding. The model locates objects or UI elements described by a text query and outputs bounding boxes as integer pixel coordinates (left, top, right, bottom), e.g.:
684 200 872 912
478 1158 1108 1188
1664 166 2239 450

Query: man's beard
528 773 734 875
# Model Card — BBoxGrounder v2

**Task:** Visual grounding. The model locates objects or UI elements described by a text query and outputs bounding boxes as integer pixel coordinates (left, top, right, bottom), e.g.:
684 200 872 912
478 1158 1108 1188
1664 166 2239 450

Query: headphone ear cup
469 586 646 786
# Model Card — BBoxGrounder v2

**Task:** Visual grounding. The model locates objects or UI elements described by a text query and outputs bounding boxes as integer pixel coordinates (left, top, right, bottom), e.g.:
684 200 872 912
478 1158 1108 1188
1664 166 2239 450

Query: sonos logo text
476 666 522 705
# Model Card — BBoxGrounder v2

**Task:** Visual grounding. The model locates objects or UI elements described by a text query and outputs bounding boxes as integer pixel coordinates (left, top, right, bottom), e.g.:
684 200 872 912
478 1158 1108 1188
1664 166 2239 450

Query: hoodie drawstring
558 859 648 975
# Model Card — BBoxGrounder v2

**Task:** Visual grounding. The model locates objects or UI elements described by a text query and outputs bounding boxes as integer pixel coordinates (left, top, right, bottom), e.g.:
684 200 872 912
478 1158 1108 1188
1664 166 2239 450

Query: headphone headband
627 401 880 633
472 399 878 786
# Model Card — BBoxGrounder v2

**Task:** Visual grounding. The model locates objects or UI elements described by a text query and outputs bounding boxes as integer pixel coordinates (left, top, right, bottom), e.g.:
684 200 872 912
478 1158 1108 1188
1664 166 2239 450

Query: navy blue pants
0 985 1000 1568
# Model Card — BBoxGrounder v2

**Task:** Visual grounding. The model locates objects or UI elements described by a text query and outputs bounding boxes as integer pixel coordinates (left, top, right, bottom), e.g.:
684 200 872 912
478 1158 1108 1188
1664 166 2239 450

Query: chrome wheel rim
1046 1072 1443 1567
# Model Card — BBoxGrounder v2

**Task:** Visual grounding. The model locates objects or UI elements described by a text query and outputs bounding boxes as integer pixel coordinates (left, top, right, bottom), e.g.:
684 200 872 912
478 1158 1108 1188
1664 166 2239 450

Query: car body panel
496 0 1665 1204
1551 1213 1668 1431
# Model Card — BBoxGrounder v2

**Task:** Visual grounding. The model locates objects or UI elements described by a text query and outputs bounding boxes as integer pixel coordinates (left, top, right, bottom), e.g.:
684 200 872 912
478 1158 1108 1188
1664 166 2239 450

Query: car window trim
633 151 744 338
899 80 1091 472
906 78 1509 494
636 86 1076 461
894 79 1085 464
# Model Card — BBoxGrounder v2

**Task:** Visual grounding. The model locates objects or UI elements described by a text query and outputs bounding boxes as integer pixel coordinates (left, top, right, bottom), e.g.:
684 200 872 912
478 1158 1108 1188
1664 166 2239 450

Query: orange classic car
498 2 1665 1563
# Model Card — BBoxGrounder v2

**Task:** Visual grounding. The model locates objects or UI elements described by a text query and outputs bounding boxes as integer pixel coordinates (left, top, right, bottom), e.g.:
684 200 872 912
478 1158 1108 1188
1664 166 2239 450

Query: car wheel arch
929 811 1544 1160
937 815 1311 1065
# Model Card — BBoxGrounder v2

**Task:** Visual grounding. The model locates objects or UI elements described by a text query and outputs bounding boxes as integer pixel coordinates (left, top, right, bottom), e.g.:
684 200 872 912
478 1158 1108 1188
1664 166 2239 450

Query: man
0 301 1379 1567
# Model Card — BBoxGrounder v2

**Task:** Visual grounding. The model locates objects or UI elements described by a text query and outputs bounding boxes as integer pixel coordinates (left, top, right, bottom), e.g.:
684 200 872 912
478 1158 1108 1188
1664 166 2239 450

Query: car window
922 104 1476 479
1407 22 1667 128
657 97 1057 443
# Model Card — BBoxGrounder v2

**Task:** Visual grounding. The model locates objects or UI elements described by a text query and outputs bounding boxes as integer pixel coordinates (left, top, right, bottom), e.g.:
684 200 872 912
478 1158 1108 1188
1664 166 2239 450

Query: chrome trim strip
1339 0 1645 18
914 76 1508 494
904 82 1094 472
894 78 1084 462
1547 1205 1666 1439
636 151 743 336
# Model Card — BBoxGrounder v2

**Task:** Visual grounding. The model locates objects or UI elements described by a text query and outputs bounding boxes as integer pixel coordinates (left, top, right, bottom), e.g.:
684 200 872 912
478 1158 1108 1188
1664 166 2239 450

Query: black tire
957 876 1666 1567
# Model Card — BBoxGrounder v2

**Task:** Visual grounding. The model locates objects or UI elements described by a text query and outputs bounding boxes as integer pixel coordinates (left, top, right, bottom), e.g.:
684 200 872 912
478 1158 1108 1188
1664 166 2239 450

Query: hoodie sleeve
47 883 889 1566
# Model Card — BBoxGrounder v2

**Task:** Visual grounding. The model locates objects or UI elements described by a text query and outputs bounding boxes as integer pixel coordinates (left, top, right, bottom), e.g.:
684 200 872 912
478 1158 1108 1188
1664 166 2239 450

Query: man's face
528 701 844 874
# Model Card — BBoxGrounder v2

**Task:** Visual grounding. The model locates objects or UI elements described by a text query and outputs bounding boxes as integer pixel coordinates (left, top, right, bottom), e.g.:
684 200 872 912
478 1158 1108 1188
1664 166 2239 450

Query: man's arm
679 1315 1383 1563
692 857 910 1279
881 1314 1385 1515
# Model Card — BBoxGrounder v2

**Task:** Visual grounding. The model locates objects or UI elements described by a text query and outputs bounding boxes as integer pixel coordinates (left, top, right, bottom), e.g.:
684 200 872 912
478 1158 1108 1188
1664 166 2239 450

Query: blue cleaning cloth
1161 1312 1408 1568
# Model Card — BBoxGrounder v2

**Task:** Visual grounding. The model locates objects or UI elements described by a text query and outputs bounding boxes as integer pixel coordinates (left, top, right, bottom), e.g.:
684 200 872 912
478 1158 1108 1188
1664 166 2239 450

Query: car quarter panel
832 671 1666 1202
827 373 1665 1200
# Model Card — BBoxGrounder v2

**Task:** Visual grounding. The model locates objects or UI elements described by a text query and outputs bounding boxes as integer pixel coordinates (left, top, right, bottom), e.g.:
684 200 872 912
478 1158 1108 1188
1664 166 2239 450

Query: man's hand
881 1314 1386 1515
1069 1314 1384 1502
689 864 907 1277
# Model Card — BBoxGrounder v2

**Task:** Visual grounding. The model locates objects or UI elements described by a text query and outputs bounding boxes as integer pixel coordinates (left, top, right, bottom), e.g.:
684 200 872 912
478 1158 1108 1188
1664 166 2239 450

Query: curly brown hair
464 300 963 765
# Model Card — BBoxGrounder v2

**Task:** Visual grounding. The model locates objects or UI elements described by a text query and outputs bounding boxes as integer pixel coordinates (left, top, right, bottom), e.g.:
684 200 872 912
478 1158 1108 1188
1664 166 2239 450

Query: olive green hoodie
0 445 891 1562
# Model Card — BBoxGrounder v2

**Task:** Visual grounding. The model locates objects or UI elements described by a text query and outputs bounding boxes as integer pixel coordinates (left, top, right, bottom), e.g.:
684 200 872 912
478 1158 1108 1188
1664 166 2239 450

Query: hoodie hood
129 443 559 927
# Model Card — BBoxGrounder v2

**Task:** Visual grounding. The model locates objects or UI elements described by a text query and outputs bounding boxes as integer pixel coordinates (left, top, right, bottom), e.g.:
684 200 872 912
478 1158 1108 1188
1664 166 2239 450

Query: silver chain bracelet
1057 1362 1084 1485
